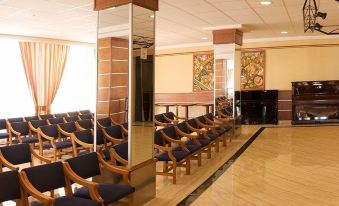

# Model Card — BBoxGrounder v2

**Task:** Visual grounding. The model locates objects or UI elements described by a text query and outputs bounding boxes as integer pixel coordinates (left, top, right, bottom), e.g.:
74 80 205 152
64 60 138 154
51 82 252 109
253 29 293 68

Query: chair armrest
102 129 125 145
109 148 129 166
19 172 53 205
120 125 128 136
194 119 217 129
29 144 51 163
163 115 179 125
185 122 201 133
70 134 93 149
97 153 129 175
154 144 171 152
109 117 119 125
75 122 86 131
154 119 170 127
37 129 56 142
62 162 103 204
8 125 21 137
0 152 19 171
173 113 186 120
28 122 38 133
57 125 73 137
174 127 199 139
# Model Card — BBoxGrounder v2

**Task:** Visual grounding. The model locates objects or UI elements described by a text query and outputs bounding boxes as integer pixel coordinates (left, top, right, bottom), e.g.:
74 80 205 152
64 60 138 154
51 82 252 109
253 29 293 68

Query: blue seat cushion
155 149 190 162
21 136 39 144
44 140 72 149
186 140 202 153
101 149 111 160
32 196 100 206
74 183 135 205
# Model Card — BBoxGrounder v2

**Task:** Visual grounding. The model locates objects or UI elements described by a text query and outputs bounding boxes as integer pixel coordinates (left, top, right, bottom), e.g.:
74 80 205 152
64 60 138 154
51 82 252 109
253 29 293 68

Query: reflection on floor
145 125 262 206
193 126 339 206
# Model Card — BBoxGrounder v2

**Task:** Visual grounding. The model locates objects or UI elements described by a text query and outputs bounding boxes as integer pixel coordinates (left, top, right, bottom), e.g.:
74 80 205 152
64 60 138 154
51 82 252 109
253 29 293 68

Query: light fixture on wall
303 0 339 35
260 1 272 6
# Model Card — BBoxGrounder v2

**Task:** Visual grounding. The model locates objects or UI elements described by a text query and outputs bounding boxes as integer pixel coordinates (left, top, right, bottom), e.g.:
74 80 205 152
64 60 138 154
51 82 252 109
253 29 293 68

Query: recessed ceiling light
281 31 288 34
260 1 272 5
201 37 208 40
150 14 155 19
108 7 116 10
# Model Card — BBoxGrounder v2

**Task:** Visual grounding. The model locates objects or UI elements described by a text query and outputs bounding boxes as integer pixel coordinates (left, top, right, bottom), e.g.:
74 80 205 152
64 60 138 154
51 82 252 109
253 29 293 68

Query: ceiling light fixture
260 1 272 6
281 31 288 34
201 37 208 40
150 14 155 19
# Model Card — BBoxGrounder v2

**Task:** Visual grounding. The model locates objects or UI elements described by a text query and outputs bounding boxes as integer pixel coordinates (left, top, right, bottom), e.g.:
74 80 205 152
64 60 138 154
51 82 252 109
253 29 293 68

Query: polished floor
192 126 339 206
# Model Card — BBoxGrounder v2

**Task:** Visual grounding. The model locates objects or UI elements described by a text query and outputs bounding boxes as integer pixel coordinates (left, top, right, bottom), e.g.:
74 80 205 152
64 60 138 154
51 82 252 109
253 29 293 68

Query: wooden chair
204 113 233 141
109 142 128 167
75 119 94 130
57 122 77 139
67 111 79 117
154 129 191 184
47 117 65 125
64 152 134 205
7 121 39 145
53 113 68 118
154 114 172 128
163 112 186 124
64 115 79 123
24 116 39 122
0 170 25 205
37 124 73 161
28 119 48 137
0 143 51 172
175 121 212 160
6 117 25 124
70 129 106 157
162 126 202 167
79 114 93 120
97 117 115 129
195 115 228 147
20 161 101 206
102 125 127 145
38 114 55 120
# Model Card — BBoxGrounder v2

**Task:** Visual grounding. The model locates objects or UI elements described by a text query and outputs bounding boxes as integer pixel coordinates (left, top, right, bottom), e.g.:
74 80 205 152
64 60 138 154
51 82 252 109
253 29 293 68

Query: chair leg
207 145 212 159
185 158 190 175
163 161 168 172
173 162 177 184
53 150 57 162
223 134 227 147
197 152 202 166
215 140 220 152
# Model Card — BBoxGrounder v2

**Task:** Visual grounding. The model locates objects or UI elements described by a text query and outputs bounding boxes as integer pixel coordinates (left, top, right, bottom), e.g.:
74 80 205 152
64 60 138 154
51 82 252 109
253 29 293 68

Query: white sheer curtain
52 45 96 113
0 39 35 118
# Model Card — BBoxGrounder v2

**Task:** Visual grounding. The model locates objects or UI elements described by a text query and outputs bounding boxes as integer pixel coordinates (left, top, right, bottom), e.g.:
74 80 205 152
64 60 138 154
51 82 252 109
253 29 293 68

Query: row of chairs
154 112 186 128
154 113 233 184
0 149 134 206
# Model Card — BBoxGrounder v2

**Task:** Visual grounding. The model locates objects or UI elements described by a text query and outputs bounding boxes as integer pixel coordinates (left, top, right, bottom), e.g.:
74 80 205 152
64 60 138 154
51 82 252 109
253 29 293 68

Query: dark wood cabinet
292 80 339 124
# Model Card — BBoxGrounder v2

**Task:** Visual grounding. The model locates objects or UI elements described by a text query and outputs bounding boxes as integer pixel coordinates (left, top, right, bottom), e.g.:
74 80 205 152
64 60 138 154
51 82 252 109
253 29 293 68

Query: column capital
94 0 159 11
213 29 243 45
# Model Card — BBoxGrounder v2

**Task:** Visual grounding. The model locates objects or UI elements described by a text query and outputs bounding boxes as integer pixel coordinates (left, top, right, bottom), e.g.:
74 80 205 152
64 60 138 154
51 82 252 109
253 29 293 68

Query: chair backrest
22 162 66 193
197 115 207 124
66 152 101 180
24 116 39 122
39 114 54 120
154 114 166 124
0 170 21 203
96 129 105 145
29 120 48 130
10 121 30 136
104 125 124 139
97 117 112 128
164 112 175 120
176 122 189 137
113 142 128 161
77 119 93 129
54 113 68 118
47 117 64 125
0 119 6 130
161 126 177 139
205 113 214 121
58 122 77 134
154 129 168 146
67 111 78 117
79 114 93 120
39 124 59 139
187 118 199 129
7 117 24 124
64 116 79 123
0 143 32 165
79 110 91 115
73 129 93 144
122 122 128 130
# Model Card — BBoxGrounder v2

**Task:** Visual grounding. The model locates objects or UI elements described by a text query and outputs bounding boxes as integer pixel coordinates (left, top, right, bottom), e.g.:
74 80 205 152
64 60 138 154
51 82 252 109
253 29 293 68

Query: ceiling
0 0 339 47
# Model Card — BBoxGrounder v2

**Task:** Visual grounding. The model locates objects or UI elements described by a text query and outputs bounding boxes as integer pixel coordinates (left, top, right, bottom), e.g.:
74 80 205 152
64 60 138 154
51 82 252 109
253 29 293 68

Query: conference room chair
186 118 221 153
175 122 211 160
63 115 79 123
79 114 93 120
7 121 39 145
0 143 51 172
53 113 68 118
195 115 228 147
28 119 48 137
204 112 233 141
38 114 54 120
24 116 39 122
0 119 9 144
57 122 77 138
154 129 191 184
67 111 79 117
97 117 115 129
47 117 65 125
64 152 134 205
20 161 101 206
163 112 186 124
6 117 25 124
109 142 128 167
102 125 127 145
0 170 24 206
70 129 105 157
162 126 202 166
75 119 94 131
154 114 172 128
37 124 73 161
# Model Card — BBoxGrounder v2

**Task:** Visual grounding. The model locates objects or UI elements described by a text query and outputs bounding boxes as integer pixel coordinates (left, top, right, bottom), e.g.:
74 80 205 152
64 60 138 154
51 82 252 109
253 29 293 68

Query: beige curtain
19 42 70 115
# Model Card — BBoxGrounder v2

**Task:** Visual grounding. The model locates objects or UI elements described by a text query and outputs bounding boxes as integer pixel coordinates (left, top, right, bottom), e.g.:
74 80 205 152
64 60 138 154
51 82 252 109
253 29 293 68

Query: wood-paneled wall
278 90 292 121
97 37 129 123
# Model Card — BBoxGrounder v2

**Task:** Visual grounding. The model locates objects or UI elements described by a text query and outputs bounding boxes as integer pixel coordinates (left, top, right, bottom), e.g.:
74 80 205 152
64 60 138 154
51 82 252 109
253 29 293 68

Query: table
176 103 197 120
154 103 176 113
196 102 214 114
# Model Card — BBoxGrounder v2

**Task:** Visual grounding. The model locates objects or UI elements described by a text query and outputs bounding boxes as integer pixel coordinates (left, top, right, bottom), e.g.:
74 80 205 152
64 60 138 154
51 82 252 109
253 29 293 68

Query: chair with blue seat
154 129 191 184
20 161 101 206
204 112 233 142
63 115 79 123
7 121 39 145
97 117 115 129
24 116 39 122
0 170 24 205
162 125 202 167
38 114 55 120
47 117 65 125
57 122 77 138
102 125 127 145
195 115 228 147
0 143 51 172
70 129 104 157
109 142 128 167
64 152 134 205
28 120 48 137
175 121 212 160
37 124 73 161
163 112 186 124
53 113 68 118
75 119 94 131
0 119 9 144
67 111 78 117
